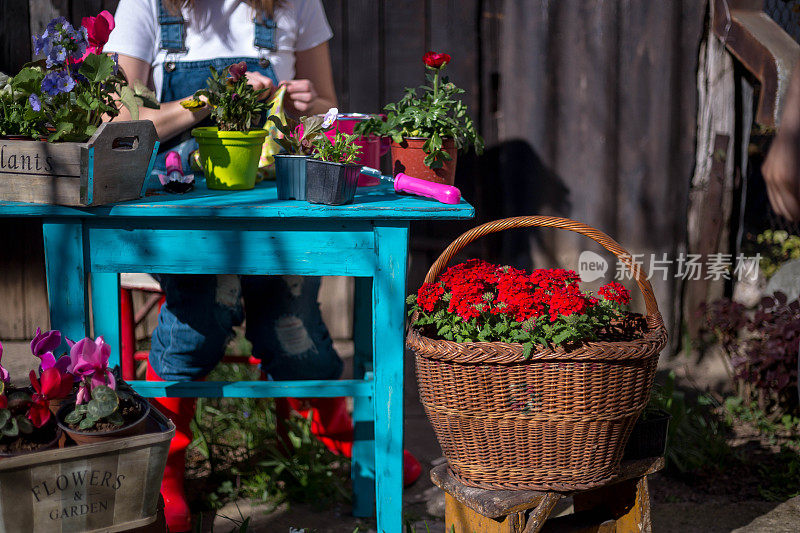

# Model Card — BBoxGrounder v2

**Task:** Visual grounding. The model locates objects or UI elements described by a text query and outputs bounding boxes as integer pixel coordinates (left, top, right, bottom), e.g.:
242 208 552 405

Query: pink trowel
359 166 461 204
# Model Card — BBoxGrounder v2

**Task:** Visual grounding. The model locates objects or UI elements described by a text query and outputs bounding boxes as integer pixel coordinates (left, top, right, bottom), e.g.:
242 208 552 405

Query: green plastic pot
192 127 268 190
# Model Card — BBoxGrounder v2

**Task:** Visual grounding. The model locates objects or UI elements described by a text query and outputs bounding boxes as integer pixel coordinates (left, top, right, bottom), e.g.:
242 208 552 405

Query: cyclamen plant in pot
305 112 363 205
183 62 271 190
56 336 150 445
0 341 71 457
268 108 336 200
356 51 484 185
0 12 158 142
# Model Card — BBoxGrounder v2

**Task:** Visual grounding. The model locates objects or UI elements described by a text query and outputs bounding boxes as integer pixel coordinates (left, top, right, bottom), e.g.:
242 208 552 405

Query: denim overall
149 1 342 382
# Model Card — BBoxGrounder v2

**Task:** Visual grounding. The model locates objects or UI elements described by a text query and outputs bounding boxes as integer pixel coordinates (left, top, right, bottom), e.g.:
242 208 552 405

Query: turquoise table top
0 178 474 219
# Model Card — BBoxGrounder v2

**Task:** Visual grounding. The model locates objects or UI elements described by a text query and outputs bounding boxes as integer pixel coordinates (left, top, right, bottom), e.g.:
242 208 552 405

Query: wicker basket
407 216 668 491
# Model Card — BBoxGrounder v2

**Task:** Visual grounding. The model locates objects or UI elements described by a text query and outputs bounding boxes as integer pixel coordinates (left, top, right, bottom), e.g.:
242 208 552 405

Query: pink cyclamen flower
76 382 90 405
0 341 8 384
80 10 114 59
69 336 116 390
31 327 62 357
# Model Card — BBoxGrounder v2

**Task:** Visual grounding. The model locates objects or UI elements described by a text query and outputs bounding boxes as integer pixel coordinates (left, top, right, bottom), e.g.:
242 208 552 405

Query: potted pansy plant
183 61 271 190
3 12 157 142
305 112 363 205
355 51 483 185
268 107 338 200
0 12 160 207
56 336 150 445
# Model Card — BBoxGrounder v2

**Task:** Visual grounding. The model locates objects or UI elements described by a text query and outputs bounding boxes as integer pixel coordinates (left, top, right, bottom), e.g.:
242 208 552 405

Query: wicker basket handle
424 216 662 320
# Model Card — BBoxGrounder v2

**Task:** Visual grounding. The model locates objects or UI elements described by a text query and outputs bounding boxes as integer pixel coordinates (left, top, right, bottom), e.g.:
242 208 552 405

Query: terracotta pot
390 137 458 185
56 396 151 445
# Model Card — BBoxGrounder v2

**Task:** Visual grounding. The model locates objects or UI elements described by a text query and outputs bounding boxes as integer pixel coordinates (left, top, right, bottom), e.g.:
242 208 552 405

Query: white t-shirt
105 0 332 100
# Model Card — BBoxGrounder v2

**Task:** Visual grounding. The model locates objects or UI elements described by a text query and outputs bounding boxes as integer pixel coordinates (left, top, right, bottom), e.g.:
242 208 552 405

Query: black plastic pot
305 159 360 205
274 154 308 200
623 408 671 460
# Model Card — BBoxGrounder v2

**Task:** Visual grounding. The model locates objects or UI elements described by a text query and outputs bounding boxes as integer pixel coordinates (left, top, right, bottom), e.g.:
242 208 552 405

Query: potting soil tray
0 407 174 533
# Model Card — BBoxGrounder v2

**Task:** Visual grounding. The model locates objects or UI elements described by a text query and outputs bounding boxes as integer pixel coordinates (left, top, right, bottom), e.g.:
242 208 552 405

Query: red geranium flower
423 51 451 69
598 281 631 306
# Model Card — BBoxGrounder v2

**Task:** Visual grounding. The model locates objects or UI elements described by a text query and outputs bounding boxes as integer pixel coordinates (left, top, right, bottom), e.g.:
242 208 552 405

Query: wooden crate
0 120 159 206
0 407 175 533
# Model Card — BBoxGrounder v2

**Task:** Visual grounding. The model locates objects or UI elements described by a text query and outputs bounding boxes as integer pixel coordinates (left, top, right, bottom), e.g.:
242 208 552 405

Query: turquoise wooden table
0 179 473 533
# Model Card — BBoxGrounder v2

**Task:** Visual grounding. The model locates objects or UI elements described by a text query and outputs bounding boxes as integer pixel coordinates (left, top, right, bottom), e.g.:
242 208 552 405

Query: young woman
106 2 344 530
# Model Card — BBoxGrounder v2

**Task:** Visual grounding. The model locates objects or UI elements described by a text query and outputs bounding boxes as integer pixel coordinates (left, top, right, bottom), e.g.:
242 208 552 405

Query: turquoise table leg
352 277 375 517
91 272 121 367
373 222 408 533
42 220 90 342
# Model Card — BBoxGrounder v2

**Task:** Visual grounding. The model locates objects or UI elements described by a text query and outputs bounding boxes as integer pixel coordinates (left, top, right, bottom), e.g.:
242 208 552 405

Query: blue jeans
149 274 342 382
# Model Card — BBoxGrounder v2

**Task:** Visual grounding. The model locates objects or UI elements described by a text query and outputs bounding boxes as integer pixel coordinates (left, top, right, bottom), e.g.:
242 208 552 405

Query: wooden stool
431 457 664 533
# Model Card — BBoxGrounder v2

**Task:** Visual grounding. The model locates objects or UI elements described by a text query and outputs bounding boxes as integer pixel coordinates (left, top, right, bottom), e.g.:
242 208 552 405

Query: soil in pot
0 418 61 456
305 159 360 205
391 137 458 185
58 395 151 445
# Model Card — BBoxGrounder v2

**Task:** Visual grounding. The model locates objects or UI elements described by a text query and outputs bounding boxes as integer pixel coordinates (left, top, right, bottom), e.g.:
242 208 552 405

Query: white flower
322 107 338 128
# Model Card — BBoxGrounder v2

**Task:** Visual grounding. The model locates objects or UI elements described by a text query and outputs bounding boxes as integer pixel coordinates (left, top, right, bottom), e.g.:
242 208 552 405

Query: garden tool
359 166 461 204
158 151 194 194
146 361 195 532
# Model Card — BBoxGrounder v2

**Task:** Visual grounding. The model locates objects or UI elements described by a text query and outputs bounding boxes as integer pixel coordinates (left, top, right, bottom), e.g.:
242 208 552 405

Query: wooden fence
0 0 706 350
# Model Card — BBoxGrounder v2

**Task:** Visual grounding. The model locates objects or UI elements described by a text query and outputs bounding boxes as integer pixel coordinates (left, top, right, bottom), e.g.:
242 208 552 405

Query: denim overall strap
158 0 188 53
254 13 277 51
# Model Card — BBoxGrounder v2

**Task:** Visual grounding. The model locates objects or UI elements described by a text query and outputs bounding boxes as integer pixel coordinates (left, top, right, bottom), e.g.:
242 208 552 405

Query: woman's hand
244 70 276 100
282 79 319 114
763 132 800 221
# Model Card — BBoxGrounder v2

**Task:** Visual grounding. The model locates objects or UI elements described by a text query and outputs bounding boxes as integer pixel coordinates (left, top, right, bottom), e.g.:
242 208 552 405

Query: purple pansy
42 70 74 96
69 336 115 390
55 71 75 93
28 93 41 111
46 44 67 68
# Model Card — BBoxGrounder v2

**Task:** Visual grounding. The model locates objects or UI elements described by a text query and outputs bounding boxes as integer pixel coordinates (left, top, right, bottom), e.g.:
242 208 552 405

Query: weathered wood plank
86 225 377 276
0 175 82 205
321 0 347 109
1 1 31 75
346 0 380 113
0 220 28 338
84 120 159 205
383 0 426 106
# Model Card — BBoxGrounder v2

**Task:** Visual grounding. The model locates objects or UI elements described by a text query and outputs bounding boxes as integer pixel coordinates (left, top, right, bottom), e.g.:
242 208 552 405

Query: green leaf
0 409 9 428
118 85 140 121
132 80 159 108
79 54 115 83
3 418 18 438
16 415 33 434
106 411 125 426
10 67 44 94
65 409 84 424
48 122 73 142
79 417 96 430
